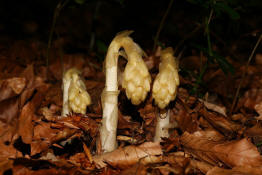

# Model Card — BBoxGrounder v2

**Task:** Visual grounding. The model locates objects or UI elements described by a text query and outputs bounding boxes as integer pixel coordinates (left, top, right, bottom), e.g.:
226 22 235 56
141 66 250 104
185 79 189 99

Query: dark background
0 0 261 59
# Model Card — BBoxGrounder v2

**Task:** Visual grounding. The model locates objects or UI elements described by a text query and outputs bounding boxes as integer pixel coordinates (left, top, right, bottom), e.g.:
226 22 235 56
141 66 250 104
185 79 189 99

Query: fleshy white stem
154 110 170 142
100 31 151 152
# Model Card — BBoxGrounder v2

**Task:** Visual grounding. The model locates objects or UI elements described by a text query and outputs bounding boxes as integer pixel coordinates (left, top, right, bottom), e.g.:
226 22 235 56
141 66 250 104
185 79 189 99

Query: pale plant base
100 90 119 152
154 110 170 142
62 76 71 116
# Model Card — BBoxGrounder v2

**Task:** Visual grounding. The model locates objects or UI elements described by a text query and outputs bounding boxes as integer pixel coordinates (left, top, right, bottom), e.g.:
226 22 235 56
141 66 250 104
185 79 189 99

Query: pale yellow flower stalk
152 47 179 142
101 31 151 152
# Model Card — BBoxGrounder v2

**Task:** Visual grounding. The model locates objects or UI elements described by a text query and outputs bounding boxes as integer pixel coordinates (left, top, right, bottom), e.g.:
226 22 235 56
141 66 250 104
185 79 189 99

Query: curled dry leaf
55 114 98 138
0 142 22 160
189 159 213 174
177 88 197 107
0 159 14 175
172 102 200 133
245 123 262 147
18 79 50 145
213 138 262 167
18 102 35 144
180 130 225 165
254 101 262 120
200 99 227 117
93 142 162 169
238 88 262 110
139 97 156 126
0 120 18 143
181 131 262 167
161 152 192 174
0 97 19 124
207 166 262 175
0 77 26 102
30 122 60 155
199 107 241 137
20 64 35 107
120 163 147 175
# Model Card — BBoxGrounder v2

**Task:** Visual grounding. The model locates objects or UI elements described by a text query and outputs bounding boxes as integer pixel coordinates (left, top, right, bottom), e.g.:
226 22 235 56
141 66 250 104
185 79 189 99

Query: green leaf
191 43 235 74
96 40 108 54
74 0 86 5
212 53 235 74
215 2 240 20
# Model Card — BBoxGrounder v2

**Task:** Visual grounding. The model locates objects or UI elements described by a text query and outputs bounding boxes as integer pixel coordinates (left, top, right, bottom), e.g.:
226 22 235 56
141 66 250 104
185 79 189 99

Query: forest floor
1 33 262 175
1 1 262 174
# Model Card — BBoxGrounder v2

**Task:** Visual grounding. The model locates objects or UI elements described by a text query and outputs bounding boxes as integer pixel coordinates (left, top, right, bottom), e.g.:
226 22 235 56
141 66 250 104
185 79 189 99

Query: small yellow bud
152 47 179 109
63 68 91 115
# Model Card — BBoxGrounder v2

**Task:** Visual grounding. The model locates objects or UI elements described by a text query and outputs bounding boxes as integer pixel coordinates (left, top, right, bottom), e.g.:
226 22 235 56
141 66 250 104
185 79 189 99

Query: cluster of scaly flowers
152 47 179 109
63 68 91 115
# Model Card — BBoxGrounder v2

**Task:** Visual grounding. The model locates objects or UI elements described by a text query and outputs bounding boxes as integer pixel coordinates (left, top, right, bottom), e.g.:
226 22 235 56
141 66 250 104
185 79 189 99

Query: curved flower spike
101 31 151 152
62 68 91 116
152 47 179 141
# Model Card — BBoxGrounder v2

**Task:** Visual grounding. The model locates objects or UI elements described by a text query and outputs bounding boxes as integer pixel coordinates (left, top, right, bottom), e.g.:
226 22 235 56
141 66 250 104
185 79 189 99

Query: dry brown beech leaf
0 97 19 124
0 159 14 175
18 102 35 144
207 166 262 175
200 99 227 117
238 88 262 110
254 101 262 120
30 122 60 155
172 102 200 133
181 131 262 167
55 114 98 138
180 130 225 165
199 107 241 137
213 138 262 167
0 77 26 102
93 142 162 169
189 159 213 174
0 142 22 160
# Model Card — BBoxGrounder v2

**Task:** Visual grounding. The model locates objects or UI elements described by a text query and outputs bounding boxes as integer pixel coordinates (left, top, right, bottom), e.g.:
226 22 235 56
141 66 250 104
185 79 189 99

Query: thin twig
205 9 214 57
153 0 174 52
230 34 262 115
46 0 70 80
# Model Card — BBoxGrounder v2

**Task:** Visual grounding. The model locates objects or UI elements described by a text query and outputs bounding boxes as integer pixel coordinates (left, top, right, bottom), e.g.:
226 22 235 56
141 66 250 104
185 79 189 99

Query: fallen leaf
254 101 262 120
18 102 35 144
0 97 19 123
93 142 162 169
0 142 22 160
20 64 35 107
189 159 213 174
181 131 262 167
238 88 262 111
213 138 262 167
207 166 262 175
199 107 241 137
200 99 227 117
119 163 147 175
55 114 98 138
180 130 225 165
0 77 26 102
0 159 14 175
172 102 200 133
